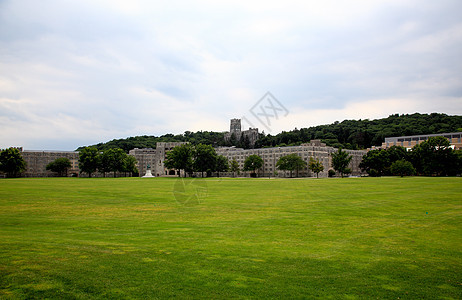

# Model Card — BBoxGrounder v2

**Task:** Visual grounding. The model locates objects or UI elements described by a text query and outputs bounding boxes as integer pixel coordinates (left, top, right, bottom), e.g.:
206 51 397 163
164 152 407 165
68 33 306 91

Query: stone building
224 118 259 148
20 148 80 177
216 140 366 178
9 143 188 178
12 139 366 178
129 140 366 178
129 142 188 177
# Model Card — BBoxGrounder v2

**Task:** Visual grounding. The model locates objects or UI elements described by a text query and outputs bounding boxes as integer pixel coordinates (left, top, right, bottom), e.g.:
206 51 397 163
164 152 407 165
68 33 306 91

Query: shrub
368 169 380 177
390 159 416 177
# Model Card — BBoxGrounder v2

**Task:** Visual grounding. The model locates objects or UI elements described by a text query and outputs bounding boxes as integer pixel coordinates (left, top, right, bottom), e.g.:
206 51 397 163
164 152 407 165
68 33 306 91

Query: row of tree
78 113 462 151
163 144 231 177
163 144 354 178
79 147 138 177
359 136 462 176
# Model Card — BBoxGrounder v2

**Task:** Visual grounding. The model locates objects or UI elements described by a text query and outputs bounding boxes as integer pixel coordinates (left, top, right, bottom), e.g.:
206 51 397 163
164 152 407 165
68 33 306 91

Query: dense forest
77 113 462 152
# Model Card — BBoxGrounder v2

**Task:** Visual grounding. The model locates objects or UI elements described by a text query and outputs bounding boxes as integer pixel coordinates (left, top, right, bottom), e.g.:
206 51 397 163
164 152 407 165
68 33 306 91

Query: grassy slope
0 177 461 299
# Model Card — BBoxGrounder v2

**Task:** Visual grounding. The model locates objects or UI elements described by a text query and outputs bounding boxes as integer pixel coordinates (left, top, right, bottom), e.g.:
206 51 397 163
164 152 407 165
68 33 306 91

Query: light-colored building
11 143 189 178
216 140 365 178
129 142 188 177
375 132 462 150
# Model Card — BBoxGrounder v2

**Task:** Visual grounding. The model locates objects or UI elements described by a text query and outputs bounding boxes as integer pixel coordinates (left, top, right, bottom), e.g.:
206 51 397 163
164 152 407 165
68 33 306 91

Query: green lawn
0 177 461 299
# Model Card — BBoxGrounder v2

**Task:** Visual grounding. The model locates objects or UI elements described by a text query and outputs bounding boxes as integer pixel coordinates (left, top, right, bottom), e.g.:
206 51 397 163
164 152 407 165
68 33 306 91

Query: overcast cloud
1 0 461 150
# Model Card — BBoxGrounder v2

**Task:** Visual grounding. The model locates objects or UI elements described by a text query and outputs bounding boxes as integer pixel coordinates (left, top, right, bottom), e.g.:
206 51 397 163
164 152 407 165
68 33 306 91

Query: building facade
129 140 366 178
11 140 366 178
375 132 462 150
20 148 80 177
216 140 366 178
129 142 188 177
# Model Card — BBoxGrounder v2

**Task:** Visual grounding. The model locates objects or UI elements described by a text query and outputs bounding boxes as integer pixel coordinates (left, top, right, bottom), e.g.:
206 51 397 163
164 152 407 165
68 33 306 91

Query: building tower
230 118 241 134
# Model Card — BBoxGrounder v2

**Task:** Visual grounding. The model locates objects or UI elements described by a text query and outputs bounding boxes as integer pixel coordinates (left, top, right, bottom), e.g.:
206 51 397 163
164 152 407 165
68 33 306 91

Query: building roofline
22 150 79 153
385 132 462 142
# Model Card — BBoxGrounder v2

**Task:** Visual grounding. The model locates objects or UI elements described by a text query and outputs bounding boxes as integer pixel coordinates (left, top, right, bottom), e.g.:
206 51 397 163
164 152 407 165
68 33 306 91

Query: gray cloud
1 0 461 150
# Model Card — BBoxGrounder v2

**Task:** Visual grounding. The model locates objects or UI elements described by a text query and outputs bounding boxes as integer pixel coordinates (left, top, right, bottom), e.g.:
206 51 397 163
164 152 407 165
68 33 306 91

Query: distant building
376 132 462 150
216 139 366 178
130 139 366 178
20 148 80 177
224 118 259 148
129 142 188 177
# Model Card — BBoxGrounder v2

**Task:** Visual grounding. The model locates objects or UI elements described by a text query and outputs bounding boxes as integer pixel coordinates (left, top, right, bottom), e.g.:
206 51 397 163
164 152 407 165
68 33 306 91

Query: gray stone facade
129 142 188 177
12 142 189 178
20 149 80 177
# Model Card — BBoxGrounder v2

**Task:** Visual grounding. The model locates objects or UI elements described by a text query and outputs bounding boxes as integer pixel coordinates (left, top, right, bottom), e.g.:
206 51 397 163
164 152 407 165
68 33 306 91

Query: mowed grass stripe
0 177 461 299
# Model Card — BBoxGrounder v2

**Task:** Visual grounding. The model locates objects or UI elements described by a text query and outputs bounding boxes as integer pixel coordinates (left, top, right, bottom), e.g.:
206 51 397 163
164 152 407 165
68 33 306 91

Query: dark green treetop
0 147 26 178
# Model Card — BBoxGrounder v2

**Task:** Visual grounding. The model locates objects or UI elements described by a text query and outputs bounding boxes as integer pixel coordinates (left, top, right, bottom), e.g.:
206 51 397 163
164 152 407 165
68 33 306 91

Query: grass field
0 177 461 299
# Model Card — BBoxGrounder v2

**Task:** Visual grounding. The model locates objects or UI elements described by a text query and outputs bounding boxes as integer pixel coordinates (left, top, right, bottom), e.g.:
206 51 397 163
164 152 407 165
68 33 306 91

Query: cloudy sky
1 0 461 150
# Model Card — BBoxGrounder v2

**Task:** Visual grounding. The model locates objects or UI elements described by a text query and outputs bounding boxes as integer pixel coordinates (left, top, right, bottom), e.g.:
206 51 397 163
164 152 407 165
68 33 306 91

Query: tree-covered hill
77 131 226 153
256 113 462 149
78 113 462 152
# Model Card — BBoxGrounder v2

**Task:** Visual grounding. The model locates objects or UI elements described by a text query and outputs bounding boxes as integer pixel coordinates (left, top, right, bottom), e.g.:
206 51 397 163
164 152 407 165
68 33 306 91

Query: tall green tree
243 155 263 177
123 155 138 177
390 159 415 177
230 159 240 177
98 151 111 177
410 136 460 176
359 146 408 176
331 148 352 177
46 158 72 177
276 154 307 177
193 144 217 177
0 148 26 178
100 148 126 178
78 147 100 178
164 144 194 177
308 157 324 178
359 149 386 176
215 155 229 177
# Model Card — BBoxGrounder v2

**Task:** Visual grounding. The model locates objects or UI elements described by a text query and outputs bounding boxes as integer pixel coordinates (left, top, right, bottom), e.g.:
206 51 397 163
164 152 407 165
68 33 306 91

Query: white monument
142 164 154 178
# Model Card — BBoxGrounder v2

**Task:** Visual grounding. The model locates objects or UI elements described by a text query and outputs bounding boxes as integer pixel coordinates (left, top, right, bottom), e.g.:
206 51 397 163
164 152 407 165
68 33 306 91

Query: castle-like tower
230 118 241 134
224 119 259 147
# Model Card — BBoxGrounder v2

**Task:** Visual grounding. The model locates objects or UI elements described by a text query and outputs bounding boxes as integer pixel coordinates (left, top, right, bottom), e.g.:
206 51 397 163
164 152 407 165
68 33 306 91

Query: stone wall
21 150 80 177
